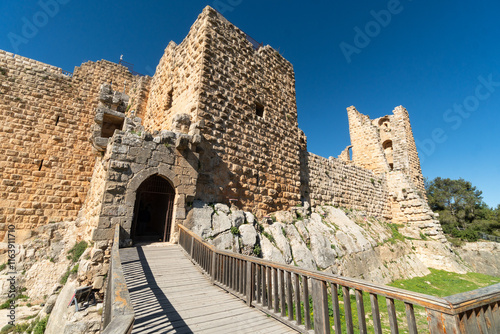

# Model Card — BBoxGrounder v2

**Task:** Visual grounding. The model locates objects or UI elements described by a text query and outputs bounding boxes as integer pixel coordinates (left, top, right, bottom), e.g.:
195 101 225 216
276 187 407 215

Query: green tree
426 177 499 240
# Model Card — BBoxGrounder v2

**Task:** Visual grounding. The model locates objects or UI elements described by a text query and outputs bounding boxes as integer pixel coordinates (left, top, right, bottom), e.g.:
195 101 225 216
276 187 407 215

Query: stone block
91 228 114 241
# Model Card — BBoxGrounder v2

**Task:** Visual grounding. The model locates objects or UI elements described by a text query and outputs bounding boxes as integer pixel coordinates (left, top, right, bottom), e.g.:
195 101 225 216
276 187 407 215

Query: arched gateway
131 174 175 243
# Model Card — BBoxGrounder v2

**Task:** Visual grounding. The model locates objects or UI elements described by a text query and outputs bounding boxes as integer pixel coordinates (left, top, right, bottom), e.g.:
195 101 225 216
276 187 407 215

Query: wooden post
386 297 399 334
355 289 367 334
312 278 330 334
405 303 418 334
286 271 293 321
190 235 194 257
246 261 253 306
304 276 311 330
210 251 217 284
331 283 342 334
370 293 382 334
426 309 461 334
294 273 301 325
343 286 354 334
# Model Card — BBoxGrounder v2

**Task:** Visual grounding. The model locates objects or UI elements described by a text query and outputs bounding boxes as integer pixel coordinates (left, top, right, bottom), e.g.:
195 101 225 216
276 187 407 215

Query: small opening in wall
255 102 264 117
378 116 390 127
55 116 60 126
389 163 394 171
38 159 44 171
165 89 173 111
101 114 125 138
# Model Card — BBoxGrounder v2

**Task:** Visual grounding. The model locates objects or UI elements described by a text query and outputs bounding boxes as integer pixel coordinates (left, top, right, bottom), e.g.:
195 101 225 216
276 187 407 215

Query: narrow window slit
55 116 60 126
38 160 44 171
255 102 264 117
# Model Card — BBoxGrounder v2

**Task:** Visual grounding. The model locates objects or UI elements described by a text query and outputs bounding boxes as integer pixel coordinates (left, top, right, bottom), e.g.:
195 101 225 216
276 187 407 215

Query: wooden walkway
120 244 298 334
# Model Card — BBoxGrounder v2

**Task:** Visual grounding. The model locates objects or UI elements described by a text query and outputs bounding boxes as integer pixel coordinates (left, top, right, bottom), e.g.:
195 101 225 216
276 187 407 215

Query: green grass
386 223 405 244
67 241 87 263
262 231 275 244
60 264 79 284
230 226 239 236
3 316 50 334
389 268 500 298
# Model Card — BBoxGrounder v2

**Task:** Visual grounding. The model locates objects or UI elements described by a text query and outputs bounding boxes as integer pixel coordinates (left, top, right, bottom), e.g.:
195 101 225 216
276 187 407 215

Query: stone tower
345 106 444 240
142 7 303 216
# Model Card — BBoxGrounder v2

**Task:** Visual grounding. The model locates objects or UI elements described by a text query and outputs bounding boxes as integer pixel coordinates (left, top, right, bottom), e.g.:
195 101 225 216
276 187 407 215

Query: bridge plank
120 244 297 334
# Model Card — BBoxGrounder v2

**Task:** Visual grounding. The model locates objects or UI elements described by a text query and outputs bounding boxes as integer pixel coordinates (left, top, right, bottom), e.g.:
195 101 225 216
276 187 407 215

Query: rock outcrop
187 201 468 284
454 241 500 277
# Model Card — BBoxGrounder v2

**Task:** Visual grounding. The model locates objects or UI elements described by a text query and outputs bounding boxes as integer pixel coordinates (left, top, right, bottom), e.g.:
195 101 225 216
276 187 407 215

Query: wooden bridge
102 224 500 334
119 244 296 333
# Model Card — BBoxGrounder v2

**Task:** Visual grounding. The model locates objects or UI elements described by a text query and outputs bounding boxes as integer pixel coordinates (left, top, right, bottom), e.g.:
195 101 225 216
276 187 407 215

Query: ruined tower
142 7 303 216
344 106 443 240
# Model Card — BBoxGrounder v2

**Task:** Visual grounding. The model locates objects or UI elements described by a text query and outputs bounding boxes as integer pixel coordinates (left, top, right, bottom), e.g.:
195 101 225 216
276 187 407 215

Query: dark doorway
132 175 175 243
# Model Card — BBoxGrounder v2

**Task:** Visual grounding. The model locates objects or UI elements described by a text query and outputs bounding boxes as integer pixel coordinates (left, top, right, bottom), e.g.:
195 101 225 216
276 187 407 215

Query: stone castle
0 6 444 244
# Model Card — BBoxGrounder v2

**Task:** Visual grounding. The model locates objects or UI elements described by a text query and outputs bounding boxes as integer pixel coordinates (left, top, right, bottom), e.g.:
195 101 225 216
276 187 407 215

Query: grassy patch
230 226 239 236
262 231 275 244
60 264 79 284
0 299 13 310
253 245 261 257
389 268 500 298
385 223 405 244
6 316 50 334
67 241 88 263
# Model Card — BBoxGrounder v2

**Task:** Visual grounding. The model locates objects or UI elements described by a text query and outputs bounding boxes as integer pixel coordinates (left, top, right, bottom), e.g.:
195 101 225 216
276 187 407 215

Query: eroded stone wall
344 105 444 240
347 106 389 174
143 12 206 133
194 7 302 216
0 50 140 239
302 152 391 218
392 106 426 197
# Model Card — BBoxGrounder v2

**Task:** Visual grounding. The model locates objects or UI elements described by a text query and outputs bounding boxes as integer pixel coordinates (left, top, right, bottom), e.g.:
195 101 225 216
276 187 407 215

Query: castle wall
392 107 426 197
128 76 152 121
302 152 391 218
143 13 206 132
0 50 139 238
193 8 302 216
347 106 389 174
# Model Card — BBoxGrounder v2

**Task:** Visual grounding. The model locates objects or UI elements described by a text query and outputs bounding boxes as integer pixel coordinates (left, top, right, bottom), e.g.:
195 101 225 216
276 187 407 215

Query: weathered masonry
0 6 443 243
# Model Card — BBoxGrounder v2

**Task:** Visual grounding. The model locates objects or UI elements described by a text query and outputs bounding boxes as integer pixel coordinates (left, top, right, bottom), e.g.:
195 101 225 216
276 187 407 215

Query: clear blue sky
1 0 499 207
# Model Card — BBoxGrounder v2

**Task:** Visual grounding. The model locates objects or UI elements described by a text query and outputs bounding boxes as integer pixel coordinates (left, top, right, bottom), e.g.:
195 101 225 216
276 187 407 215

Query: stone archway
122 166 180 243
131 174 175 243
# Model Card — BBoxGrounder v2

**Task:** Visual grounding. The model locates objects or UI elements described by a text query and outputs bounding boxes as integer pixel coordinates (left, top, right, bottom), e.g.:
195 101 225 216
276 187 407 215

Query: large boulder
455 242 500 277
307 214 337 269
285 225 317 270
230 210 245 228
189 200 213 238
212 210 232 235
260 235 285 264
239 225 257 248
268 223 293 264
212 232 237 252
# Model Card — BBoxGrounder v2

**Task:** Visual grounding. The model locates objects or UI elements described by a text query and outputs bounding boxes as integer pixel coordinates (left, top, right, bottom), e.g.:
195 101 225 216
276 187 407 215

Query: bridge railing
101 224 135 334
178 224 500 334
